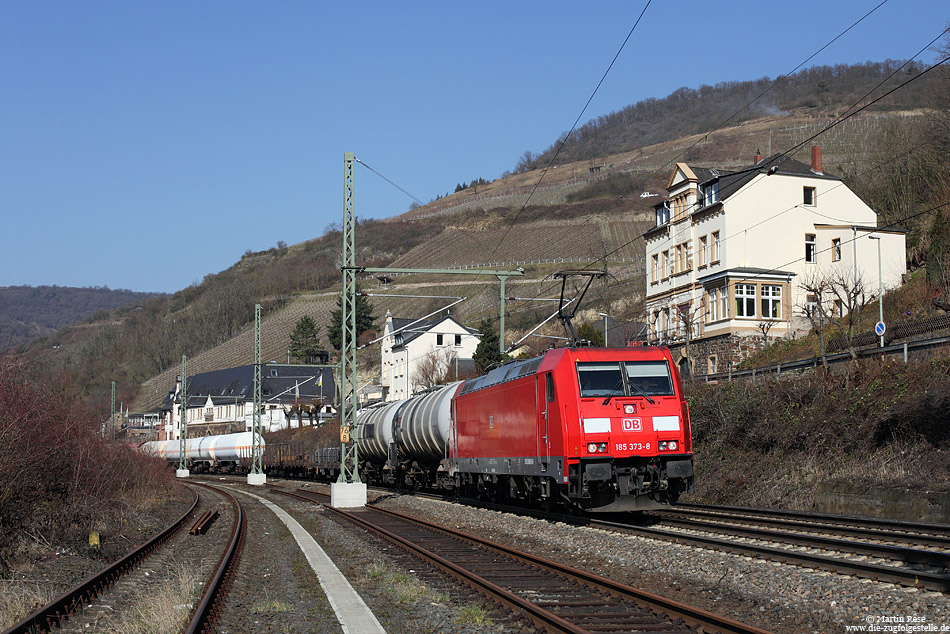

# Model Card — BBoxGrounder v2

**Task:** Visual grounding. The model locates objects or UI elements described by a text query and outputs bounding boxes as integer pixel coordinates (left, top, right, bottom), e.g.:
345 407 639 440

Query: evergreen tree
472 319 506 374
576 322 605 347
328 284 377 350
289 316 324 363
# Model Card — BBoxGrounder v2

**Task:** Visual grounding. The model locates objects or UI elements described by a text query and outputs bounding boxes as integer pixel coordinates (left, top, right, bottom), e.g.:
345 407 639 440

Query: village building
156 363 336 440
644 147 906 375
380 311 481 401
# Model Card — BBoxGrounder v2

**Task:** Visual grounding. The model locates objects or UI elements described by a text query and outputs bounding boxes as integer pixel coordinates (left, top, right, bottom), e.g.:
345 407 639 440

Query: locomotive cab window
577 363 624 398
625 361 674 396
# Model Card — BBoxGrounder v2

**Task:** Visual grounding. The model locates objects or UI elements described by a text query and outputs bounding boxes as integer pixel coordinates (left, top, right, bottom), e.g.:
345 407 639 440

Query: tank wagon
141 431 262 473
355 345 693 512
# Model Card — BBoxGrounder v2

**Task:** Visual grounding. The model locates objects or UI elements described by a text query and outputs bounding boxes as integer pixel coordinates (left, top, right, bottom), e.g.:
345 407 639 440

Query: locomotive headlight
668 440 678 451
587 443 598 453
623 404 635 414
659 441 667 450
598 443 607 453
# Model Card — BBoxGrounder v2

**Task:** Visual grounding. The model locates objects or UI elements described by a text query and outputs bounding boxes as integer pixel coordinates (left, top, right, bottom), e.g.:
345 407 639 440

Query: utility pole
332 154 524 508
248 304 266 484
176 355 189 478
332 152 365 507
110 381 115 439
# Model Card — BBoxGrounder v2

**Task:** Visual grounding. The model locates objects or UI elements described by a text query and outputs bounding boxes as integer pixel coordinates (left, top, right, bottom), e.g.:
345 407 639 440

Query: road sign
875 321 886 336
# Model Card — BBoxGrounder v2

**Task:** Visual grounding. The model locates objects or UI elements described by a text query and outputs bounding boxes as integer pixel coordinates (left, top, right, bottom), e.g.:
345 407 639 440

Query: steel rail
647 513 950 569
592 518 950 593
674 503 950 538
277 488 772 634
2 487 200 634
182 482 247 634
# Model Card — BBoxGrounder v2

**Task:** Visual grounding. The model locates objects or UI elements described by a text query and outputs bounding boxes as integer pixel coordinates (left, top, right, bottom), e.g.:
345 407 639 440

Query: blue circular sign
875 321 886 336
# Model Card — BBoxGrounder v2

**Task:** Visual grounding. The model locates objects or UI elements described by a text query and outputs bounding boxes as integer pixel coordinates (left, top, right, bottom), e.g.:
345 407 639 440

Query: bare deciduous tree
676 301 704 379
411 348 458 392
799 270 869 362
798 272 832 368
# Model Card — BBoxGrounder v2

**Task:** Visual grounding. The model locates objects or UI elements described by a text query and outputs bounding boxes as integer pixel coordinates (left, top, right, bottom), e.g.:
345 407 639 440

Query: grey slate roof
390 315 479 349
161 364 335 410
706 154 839 204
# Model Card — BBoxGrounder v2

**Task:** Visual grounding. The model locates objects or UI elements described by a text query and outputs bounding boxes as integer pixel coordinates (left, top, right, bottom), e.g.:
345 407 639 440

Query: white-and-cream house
380 311 481 401
644 147 905 375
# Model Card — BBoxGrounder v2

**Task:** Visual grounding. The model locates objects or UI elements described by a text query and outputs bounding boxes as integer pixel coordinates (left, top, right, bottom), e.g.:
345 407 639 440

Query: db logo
622 418 642 432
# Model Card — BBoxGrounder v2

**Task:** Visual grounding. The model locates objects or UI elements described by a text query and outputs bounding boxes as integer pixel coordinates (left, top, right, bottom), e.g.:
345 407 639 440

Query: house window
662 250 669 278
806 293 818 317
803 186 816 206
832 238 841 262
699 236 708 267
703 181 719 206
805 234 816 263
656 203 670 227
736 283 756 318
833 299 843 318
708 288 719 322
711 231 721 262
455 334 462 346
270 369 278 377
436 334 444 346
651 254 659 282
761 285 782 319
720 285 729 319
708 355 718 374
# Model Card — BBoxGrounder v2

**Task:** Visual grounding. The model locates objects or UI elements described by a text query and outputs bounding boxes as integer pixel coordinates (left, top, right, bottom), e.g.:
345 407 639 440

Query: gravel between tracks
222 481 531 634
366 490 950 634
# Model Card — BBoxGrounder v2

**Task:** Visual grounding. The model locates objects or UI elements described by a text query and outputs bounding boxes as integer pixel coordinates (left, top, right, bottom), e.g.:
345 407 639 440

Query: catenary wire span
476 5 936 330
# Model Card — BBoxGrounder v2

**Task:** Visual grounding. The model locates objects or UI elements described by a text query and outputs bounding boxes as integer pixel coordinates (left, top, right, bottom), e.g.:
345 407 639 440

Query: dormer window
655 202 670 227
703 181 719 206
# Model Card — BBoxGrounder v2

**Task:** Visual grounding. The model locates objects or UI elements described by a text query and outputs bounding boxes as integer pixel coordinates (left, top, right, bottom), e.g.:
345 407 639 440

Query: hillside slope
23 58 949 411
0 286 164 350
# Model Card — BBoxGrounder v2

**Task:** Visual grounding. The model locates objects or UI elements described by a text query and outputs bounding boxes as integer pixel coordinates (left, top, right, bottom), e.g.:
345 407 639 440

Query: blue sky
1 1 946 293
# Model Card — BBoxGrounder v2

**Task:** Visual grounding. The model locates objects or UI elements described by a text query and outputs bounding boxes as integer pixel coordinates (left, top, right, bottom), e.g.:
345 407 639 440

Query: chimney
754 149 764 164
811 145 823 174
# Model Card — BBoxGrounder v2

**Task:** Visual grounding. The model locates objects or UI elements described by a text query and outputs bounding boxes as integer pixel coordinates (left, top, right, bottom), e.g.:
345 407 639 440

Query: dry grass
0 580 54 630
686 352 950 509
104 560 201 634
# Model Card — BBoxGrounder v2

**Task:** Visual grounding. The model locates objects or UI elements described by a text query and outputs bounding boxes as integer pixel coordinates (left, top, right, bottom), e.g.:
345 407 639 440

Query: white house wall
385 317 480 401
646 165 906 344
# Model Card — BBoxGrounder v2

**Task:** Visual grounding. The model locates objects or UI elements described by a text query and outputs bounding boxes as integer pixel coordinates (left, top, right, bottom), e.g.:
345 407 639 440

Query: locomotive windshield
577 363 624 398
625 360 674 396
577 360 674 398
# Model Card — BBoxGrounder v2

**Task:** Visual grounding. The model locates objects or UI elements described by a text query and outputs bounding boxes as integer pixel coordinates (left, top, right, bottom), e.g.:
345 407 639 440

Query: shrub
0 355 178 572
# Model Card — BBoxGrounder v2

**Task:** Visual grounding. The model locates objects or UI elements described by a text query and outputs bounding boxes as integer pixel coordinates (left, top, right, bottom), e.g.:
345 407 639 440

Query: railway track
407 492 950 593
2 483 245 634
617 504 950 593
278 486 772 634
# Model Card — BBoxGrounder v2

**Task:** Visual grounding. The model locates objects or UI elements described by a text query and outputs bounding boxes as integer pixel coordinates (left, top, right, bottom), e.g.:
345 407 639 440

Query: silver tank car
141 432 263 462
393 382 461 463
355 382 462 466
353 400 404 463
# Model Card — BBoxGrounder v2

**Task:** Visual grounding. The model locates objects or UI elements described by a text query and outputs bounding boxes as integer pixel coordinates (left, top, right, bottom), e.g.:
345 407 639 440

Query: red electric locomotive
449 345 693 512
353 344 693 512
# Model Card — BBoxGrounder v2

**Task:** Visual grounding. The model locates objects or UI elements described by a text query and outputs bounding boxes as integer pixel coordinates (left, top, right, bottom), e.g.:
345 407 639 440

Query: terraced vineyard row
391 219 640 270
